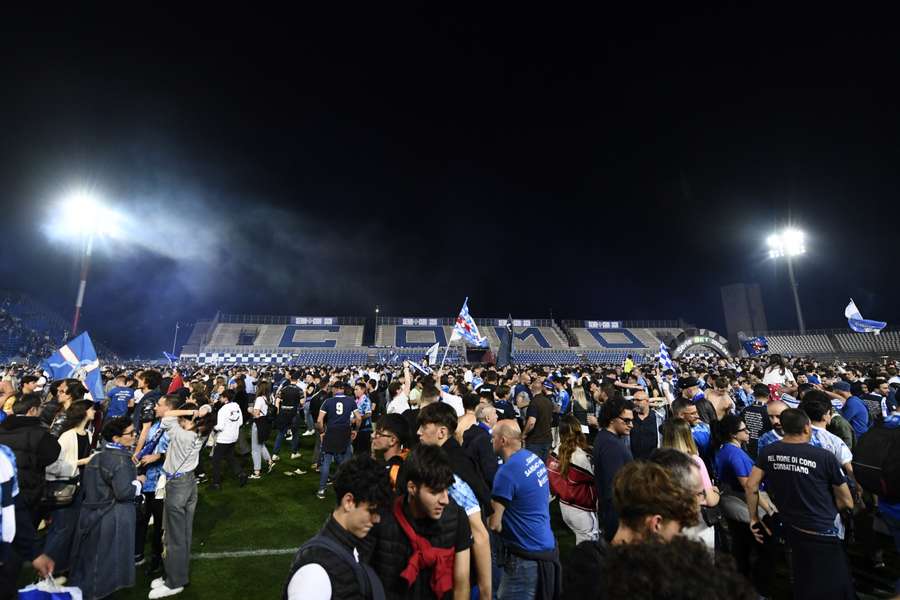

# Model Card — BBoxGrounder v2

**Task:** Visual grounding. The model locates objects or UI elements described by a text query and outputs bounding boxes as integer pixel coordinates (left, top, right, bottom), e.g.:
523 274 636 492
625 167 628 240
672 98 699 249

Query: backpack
851 423 900 501
287 534 385 600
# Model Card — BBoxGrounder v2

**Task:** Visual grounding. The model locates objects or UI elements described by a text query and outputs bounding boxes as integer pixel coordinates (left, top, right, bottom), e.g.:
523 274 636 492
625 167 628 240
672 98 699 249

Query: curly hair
602 537 755 600
557 415 590 476
613 461 698 531
332 454 393 510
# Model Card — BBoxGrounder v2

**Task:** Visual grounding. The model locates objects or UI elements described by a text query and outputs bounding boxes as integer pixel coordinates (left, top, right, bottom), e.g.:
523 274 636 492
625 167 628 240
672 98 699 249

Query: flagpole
438 339 453 372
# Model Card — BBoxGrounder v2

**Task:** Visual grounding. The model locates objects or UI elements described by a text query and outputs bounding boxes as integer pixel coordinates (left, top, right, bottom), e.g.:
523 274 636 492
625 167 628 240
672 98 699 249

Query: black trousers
724 518 774 597
211 442 243 485
786 527 855 600
135 492 164 560
0 499 40 598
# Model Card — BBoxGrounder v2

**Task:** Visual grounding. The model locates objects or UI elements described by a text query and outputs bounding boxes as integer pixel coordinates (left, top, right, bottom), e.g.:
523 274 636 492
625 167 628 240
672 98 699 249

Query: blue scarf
105 442 128 451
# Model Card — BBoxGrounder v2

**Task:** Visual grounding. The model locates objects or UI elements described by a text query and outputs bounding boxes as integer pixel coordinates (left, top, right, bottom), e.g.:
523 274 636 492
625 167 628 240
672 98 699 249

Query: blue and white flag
408 360 432 376
658 342 676 375
845 299 887 334
387 349 400 364
163 351 179 363
741 336 769 357
42 332 104 402
425 342 440 366
450 298 488 347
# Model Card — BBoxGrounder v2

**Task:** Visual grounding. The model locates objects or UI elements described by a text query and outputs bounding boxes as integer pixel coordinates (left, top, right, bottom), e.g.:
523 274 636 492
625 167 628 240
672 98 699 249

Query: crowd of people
0 352 897 599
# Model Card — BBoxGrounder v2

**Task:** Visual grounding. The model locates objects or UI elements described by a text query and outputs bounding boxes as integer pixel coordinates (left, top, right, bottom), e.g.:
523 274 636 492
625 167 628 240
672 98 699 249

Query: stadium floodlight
767 227 807 334
766 228 806 259
56 189 125 336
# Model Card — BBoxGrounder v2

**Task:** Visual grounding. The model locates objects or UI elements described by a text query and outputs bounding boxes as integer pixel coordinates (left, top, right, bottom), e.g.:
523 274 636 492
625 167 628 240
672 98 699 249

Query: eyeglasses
373 431 395 439
737 427 748 433
122 430 136 436
616 417 634 425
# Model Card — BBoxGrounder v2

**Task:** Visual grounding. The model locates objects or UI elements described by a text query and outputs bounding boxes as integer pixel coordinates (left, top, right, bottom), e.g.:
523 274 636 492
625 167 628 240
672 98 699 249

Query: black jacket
0 416 61 508
461 425 498 487
284 516 371 600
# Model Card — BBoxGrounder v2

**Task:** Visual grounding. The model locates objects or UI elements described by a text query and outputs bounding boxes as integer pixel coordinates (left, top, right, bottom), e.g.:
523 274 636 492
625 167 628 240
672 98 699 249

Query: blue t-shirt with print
141 421 170 493
356 395 373 432
107 386 135 418
491 449 555 552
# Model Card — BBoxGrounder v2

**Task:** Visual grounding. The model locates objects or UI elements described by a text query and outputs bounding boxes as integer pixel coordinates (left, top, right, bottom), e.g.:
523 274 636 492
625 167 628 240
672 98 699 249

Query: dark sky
1 7 897 355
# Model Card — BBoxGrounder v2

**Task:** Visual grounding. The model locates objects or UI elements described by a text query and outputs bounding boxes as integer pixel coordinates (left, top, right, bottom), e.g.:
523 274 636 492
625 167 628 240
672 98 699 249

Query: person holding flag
437 298 488 372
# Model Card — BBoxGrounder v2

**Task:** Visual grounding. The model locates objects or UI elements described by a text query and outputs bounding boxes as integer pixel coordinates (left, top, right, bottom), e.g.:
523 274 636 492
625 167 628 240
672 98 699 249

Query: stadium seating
511 350 580 364
834 331 900 354
765 334 836 355
204 323 365 350
571 327 659 350
583 350 647 365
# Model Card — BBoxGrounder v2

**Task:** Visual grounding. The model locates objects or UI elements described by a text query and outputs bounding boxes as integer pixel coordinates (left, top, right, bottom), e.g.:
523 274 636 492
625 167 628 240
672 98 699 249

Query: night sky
1 7 897 356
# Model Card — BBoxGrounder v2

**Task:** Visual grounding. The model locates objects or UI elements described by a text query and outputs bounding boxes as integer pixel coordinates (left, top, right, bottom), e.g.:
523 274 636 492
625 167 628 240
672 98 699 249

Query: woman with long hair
148 402 215 599
714 413 775 597
69 417 143 600
43 399 96 573
762 354 795 401
547 414 599 543
249 380 275 479
661 418 720 549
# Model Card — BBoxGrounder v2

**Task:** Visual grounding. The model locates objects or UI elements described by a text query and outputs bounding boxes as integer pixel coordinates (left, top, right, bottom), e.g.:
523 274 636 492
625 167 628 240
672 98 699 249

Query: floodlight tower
62 191 117 336
767 228 807 334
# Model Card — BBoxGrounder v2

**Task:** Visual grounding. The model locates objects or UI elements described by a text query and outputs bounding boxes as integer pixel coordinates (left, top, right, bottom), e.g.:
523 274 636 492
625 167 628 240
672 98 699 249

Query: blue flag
741 336 769 357
845 299 887 334
163 351 179 363
42 332 105 402
450 298 488 347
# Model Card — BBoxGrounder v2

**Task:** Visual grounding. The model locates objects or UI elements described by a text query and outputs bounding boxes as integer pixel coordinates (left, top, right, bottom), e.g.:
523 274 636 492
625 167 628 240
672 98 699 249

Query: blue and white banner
741 336 769 357
450 298 488 347
163 351 179 363
42 332 105 402
658 342 676 374
845 299 887 334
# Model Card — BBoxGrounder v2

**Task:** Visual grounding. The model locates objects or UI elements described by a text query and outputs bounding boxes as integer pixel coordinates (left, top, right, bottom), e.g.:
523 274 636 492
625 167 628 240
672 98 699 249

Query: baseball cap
833 381 851 392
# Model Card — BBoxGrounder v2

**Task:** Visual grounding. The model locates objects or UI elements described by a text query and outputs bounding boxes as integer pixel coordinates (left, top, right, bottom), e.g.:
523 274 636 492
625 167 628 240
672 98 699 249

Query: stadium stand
765 333 836 355
0 291 116 362
583 350 647 365
835 330 900 354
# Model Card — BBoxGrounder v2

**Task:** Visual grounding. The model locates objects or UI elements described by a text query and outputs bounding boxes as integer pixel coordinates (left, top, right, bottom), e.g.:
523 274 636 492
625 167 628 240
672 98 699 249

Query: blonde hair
661 418 699 456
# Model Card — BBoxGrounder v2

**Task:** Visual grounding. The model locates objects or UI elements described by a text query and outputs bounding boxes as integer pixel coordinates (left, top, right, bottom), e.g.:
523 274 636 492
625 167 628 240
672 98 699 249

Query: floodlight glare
767 227 807 333
766 228 805 259
60 191 124 238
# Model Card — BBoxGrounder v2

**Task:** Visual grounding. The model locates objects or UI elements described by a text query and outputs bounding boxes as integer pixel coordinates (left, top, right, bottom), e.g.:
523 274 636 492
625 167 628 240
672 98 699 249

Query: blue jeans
273 413 302 454
525 442 550 464
497 552 538 600
318 445 351 492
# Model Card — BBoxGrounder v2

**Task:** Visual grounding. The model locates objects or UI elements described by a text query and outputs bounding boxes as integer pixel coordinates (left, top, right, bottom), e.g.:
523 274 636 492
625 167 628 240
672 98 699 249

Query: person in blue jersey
490 419 560 600
830 380 870 437
316 381 359 500
671 399 711 463
757 399 788 452
106 373 135 419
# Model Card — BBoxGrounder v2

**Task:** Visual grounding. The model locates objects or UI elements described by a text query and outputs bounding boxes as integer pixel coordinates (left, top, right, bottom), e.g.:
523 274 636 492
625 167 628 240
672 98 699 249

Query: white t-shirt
286 563 332 600
762 368 795 386
386 394 410 415
254 396 269 416
440 392 464 417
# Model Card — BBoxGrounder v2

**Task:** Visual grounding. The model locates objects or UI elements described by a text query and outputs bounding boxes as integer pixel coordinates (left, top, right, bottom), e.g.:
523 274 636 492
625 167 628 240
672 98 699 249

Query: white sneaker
290 452 302 460
148 583 184 598
302 430 315 436
271 454 280 462
150 577 166 589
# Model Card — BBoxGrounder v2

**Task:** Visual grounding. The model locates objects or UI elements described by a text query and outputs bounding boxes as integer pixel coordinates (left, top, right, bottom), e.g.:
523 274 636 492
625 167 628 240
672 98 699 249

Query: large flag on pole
424 342 440 366
449 298 488 347
497 314 514 368
658 342 676 374
41 332 105 402
741 336 769 357
163 351 179 363
845 299 887 334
